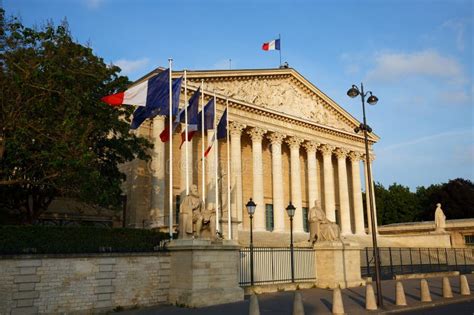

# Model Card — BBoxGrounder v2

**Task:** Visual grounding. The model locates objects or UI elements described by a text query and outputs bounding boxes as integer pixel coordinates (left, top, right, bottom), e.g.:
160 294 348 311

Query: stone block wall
0 253 170 314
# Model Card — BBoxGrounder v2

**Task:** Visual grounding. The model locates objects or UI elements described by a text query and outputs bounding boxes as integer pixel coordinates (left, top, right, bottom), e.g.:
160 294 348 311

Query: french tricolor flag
262 38 280 51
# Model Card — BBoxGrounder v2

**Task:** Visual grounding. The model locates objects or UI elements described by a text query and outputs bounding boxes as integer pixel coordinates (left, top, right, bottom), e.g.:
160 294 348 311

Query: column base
314 241 364 289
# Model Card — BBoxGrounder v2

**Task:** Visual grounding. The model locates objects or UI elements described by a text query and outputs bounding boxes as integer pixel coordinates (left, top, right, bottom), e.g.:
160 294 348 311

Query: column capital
334 147 350 159
285 136 304 149
267 131 286 145
229 121 246 136
247 127 267 142
302 141 319 154
362 153 376 162
348 151 363 162
318 144 335 156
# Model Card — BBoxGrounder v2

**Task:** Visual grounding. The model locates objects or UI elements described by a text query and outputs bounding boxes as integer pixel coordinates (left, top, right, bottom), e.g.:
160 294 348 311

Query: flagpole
214 90 219 236
184 70 189 195
168 58 173 240
279 33 282 67
201 80 206 209
226 99 231 240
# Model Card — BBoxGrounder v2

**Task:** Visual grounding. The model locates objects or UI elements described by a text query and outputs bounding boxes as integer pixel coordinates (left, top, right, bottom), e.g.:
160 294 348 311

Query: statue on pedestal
178 184 217 240
434 203 446 233
308 200 341 243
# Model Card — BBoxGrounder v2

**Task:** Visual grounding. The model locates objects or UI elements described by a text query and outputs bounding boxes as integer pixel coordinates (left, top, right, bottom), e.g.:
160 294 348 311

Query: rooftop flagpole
201 80 206 208
226 98 231 240
184 70 189 195
279 33 282 67
168 58 173 239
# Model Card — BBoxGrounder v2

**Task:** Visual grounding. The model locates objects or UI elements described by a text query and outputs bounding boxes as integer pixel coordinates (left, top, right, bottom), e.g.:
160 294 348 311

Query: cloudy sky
5 0 473 190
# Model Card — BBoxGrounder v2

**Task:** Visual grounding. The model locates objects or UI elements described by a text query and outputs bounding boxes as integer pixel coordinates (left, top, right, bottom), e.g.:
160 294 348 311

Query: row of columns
229 122 377 235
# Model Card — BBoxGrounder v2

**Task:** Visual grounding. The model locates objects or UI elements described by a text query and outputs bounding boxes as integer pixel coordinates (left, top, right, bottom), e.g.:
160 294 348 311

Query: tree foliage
0 11 151 223
369 178 474 225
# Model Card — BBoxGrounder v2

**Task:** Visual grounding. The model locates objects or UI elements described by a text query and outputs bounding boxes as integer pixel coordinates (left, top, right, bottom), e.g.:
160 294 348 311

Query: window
302 207 309 232
465 235 474 246
265 204 274 231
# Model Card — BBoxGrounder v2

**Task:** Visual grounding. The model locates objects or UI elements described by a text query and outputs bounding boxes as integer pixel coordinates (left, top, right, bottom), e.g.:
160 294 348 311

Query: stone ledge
394 270 460 280
244 282 316 295
13 291 40 300
14 275 40 284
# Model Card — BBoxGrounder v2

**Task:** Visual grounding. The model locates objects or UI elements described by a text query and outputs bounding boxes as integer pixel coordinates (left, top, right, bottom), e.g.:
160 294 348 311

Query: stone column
319 144 336 222
180 130 193 199
150 116 166 228
229 122 246 227
363 154 378 235
267 132 286 232
348 151 365 235
247 127 267 231
334 148 352 235
286 136 305 233
206 130 216 208
303 141 319 210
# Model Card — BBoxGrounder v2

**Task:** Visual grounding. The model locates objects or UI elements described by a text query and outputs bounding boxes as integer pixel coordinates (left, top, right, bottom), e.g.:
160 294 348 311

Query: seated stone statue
199 205 216 239
308 200 341 242
178 184 203 239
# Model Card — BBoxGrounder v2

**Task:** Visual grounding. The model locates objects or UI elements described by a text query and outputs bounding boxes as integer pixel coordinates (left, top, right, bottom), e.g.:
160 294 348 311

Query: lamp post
246 198 256 286
286 202 296 283
347 83 382 307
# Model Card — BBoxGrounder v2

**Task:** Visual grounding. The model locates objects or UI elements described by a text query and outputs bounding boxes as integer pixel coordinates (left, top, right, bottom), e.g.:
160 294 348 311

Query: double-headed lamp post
286 202 296 283
347 83 383 307
246 198 256 286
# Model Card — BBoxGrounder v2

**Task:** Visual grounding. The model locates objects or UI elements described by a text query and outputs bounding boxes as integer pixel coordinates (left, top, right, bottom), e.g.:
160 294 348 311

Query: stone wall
0 253 170 314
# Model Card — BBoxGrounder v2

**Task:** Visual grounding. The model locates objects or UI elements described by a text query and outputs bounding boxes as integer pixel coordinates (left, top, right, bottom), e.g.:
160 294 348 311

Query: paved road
117 274 474 315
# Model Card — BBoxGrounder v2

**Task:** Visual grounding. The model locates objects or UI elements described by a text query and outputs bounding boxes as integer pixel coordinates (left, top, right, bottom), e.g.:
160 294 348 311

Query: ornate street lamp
347 83 383 307
286 201 296 283
246 198 256 286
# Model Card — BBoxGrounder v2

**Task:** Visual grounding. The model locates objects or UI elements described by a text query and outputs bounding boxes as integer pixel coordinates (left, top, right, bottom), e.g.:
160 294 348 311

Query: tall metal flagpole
214 90 219 235
184 70 189 195
201 80 206 209
279 33 282 67
226 99 231 240
168 58 173 239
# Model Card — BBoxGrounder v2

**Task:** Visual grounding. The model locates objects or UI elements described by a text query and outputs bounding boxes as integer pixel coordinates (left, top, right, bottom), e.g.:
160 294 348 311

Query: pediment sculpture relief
208 77 354 132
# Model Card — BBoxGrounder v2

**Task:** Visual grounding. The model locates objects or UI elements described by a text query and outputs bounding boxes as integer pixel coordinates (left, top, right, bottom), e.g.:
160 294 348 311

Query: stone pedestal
168 239 244 307
314 241 364 289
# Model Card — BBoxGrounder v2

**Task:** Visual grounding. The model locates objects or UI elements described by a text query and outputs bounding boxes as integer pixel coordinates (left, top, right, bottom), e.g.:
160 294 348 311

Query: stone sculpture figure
308 200 341 242
178 185 203 239
200 205 216 239
434 203 446 232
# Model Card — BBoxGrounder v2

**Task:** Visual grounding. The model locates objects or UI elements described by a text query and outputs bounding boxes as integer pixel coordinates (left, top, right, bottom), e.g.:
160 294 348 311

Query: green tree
0 11 151 224
417 178 474 221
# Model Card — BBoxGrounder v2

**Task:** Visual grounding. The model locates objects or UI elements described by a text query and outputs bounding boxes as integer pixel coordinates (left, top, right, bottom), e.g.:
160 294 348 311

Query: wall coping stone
0 251 170 260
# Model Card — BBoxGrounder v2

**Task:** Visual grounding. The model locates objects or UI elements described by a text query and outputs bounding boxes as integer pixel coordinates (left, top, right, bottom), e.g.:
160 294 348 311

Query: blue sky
5 0 473 191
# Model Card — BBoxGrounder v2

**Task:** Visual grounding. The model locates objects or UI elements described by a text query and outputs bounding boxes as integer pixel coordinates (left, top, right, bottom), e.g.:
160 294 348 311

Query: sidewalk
117 274 474 314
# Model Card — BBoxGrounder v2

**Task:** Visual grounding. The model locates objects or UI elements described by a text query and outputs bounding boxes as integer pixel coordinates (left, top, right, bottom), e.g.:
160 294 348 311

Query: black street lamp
286 202 296 283
347 83 383 307
246 198 256 286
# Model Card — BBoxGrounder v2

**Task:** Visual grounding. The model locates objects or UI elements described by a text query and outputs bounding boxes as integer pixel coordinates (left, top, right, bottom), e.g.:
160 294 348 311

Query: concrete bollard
332 287 345 315
420 279 432 302
442 277 453 298
365 283 377 310
249 294 260 315
460 275 471 296
395 281 407 306
292 291 305 315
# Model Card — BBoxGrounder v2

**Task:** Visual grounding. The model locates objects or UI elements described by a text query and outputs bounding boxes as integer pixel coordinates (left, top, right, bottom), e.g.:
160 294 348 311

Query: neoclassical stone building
124 67 380 245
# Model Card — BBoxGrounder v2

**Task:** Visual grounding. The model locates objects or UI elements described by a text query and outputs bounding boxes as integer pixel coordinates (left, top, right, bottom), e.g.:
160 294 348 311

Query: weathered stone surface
13 275 40 284
17 260 42 267
11 306 38 315
13 291 39 300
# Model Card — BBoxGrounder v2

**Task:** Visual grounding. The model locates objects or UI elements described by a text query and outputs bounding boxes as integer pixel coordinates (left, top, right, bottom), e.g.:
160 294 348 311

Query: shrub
0 225 171 254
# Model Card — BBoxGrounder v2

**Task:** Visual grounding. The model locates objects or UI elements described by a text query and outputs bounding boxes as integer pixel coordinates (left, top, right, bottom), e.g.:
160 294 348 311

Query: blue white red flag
262 39 280 51
204 108 226 157
197 98 215 131
179 88 201 147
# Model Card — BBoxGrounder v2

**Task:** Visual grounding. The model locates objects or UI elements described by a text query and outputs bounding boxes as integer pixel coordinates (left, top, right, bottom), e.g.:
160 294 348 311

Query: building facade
124 68 380 245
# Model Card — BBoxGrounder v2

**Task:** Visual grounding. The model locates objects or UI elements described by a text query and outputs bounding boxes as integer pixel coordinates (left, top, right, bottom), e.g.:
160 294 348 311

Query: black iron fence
239 247 315 286
362 247 474 280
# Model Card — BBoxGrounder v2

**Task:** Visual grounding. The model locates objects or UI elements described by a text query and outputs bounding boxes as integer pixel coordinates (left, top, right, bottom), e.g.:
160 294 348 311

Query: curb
379 295 474 314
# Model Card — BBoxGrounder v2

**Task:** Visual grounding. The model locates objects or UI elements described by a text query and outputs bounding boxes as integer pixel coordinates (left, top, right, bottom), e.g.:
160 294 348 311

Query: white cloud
442 19 466 52
367 50 465 84
439 90 471 105
85 0 105 9
114 58 150 76
378 129 473 152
